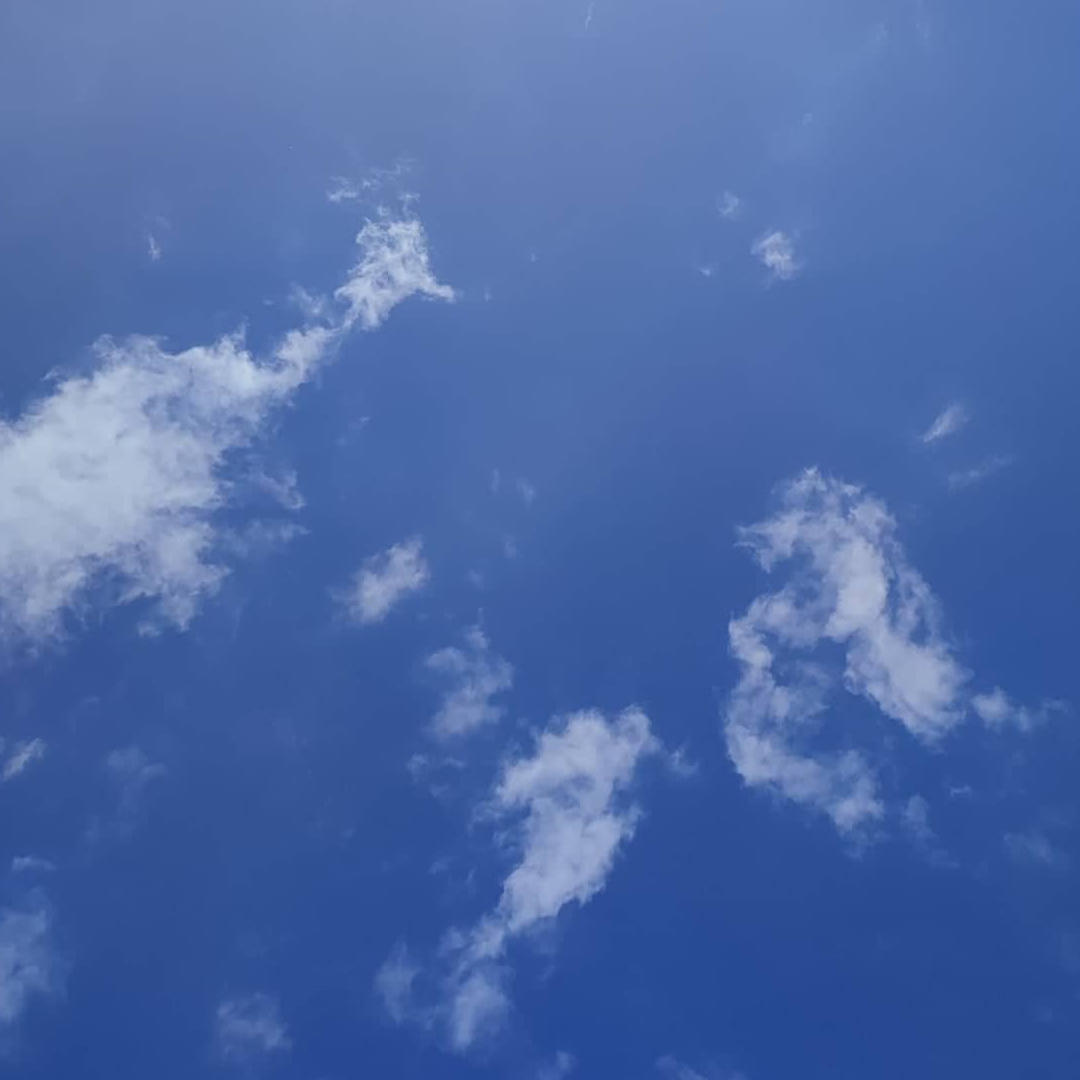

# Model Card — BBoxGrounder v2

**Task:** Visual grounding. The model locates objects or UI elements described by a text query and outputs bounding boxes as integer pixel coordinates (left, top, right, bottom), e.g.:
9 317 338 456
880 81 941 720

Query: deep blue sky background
1 1 1078 1078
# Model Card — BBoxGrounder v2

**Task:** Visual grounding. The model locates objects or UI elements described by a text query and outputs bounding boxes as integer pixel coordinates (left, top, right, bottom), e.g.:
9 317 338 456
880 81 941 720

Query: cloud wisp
215 993 291 1063
0 209 454 646
338 537 430 625
378 708 659 1051
724 468 1042 837
0 898 59 1032
1 738 47 782
751 230 800 280
425 627 513 740
921 403 968 444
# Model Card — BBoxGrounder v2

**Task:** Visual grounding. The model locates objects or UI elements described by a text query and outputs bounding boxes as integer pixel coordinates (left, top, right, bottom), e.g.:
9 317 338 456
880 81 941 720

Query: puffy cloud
379 708 659 1051
215 993 290 1062
2 738 46 782
725 470 970 834
0 212 453 644
426 628 513 739
751 230 799 280
339 537 429 625
921 403 968 444
0 899 59 1029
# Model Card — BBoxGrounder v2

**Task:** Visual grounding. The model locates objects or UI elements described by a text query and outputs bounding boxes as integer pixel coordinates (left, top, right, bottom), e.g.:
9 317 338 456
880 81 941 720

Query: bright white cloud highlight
215 993 291 1062
921 403 968 444
426 627 513 739
0 211 453 643
751 230 800 280
378 708 659 1051
339 537 429 625
0 900 58 1028
726 469 970 834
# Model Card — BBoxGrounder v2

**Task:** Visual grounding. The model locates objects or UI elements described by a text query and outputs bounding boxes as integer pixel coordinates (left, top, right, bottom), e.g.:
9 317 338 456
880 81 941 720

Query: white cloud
971 687 1059 733
146 233 162 262
380 708 659 1051
921 403 968 444
751 230 800 280
215 993 290 1062
339 537 429 625
717 191 742 220
2 738 46 782
334 216 455 330
726 469 971 834
0 900 58 1028
426 627 513 739
0 211 453 643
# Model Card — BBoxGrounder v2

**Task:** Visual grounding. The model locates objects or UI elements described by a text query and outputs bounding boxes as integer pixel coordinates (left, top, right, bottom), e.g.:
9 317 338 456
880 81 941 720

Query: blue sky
0 1 1078 1078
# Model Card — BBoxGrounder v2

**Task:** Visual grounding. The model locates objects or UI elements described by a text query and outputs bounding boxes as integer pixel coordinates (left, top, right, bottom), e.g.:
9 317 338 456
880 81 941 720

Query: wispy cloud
726 469 1048 838
920 403 968 444
539 1051 577 1079
426 627 513 739
751 230 800 280
87 746 166 844
726 470 970 834
378 709 659 1051
946 454 1012 490
972 687 1062 733
2 738 46 782
717 191 742 220
0 208 453 644
215 993 291 1063
338 537 429 625
1005 829 1069 870
657 1055 747 1080
10 856 55 875
0 899 59 1029
146 233 162 262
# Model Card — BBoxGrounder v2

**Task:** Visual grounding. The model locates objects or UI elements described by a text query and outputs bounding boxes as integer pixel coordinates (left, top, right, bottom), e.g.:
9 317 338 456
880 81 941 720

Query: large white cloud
0 211 453 643
725 469 973 834
378 708 659 1051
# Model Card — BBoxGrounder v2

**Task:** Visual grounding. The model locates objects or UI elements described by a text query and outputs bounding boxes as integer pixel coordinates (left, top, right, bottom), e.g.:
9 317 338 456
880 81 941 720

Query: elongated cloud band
0 212 453 643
